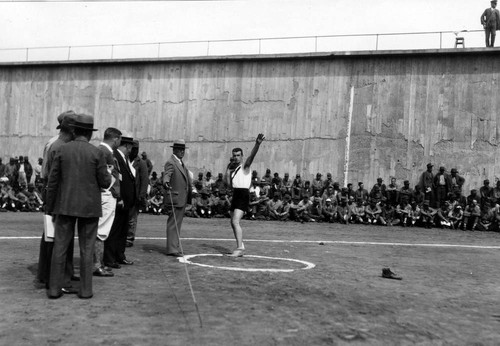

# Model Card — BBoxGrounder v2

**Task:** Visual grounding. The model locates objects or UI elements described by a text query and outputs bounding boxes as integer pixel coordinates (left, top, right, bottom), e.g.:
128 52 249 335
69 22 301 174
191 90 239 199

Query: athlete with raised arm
226 134 265 257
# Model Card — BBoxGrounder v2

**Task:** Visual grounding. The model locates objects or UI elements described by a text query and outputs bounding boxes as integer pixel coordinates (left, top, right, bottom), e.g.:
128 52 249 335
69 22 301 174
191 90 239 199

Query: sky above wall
0 0 490 60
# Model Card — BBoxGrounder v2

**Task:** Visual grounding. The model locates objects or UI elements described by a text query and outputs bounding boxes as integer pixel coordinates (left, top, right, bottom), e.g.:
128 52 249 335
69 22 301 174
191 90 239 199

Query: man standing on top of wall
481 0 500 47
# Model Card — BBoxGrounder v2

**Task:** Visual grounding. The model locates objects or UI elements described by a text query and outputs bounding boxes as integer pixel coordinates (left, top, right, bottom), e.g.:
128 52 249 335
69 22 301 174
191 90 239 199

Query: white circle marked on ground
178 254 316 272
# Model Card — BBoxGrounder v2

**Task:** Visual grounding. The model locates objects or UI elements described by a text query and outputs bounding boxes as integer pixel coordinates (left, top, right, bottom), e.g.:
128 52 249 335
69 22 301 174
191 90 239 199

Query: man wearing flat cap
46 114 111 299
37 110 77 289
433 166 451 207
163 139 192 257
450 168 465 195
481 0 500 47
418 163 435 206
104 135 136 268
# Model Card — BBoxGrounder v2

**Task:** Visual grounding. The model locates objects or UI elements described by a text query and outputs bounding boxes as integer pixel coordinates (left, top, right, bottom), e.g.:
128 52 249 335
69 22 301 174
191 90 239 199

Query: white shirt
231 164 251 189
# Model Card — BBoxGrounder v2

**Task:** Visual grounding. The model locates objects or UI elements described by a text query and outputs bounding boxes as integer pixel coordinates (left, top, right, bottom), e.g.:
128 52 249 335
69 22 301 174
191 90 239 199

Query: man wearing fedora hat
46 114 111 299
163 139 192 257
36 110 77 289
104 135 136 268
481 0 500 47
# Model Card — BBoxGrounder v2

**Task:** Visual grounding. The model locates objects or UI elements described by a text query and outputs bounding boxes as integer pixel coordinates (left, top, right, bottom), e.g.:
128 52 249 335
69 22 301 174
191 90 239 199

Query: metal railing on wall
0 29 486 63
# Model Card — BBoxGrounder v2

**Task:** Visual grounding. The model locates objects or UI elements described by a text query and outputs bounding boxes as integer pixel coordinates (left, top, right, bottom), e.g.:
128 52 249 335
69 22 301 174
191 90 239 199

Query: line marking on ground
1 236 499 249
179 254 315 272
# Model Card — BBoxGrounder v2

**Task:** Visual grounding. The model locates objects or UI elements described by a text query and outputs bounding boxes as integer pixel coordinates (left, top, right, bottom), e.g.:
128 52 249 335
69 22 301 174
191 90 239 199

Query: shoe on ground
93 267 114 277
118 259 134 265
61 286 79 294
226 249 244 257
381 268 402 280
47 292 63 299
105 262 121 269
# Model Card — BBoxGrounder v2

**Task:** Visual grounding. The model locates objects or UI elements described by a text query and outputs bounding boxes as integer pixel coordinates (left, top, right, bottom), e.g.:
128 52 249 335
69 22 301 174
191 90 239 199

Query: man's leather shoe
77 294 93 299
62 287 78 294
105 262 121 269
381 268 402 280
47 292 63 299
118 259 134 265
93 267 114 277
166 253 183 257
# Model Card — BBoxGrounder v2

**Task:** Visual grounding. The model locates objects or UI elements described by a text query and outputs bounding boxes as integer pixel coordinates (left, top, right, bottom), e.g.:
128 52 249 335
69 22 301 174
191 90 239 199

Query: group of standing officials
37 111 150 299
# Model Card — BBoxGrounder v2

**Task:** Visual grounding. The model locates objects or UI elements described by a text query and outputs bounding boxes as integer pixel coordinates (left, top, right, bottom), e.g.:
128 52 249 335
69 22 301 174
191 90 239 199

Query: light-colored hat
171 139 187 149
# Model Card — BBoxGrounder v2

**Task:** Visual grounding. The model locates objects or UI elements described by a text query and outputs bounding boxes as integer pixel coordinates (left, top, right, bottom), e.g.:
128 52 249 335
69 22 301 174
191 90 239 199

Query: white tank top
231 164 251 189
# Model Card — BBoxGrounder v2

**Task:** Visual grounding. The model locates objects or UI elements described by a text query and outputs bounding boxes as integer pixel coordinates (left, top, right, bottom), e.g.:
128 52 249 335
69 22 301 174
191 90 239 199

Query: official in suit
163 139 192 256
103 135 136 268
481 0 500 47
93 127 122 277
36 111 77 289
126 140 150 247
46 114 111 299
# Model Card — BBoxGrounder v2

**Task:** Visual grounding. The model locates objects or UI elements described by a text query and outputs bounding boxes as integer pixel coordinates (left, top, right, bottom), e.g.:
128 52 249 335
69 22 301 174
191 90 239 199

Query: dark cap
120 136 134 145
316 172 322 176
327 172 332 177
132 140 139 148
58 111 78 130
171 139 187 149
296 174 300 178
451 168 458 173
377 177 383 182
427 163 433 168
439 166 445 171
484 179 490 184
56 110 77 129
404 180 409 184
70 114 98 131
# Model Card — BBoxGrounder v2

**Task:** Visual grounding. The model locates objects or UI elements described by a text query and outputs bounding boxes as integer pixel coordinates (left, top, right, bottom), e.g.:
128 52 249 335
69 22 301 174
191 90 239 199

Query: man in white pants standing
225 134 265 257
93 127 122 277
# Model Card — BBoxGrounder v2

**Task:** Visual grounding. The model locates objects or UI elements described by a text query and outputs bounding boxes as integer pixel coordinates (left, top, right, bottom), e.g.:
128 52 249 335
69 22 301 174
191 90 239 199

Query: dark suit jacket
114 148 136 210
132 156 150 201
46 138 111 218
163 154 192 207
433 173 452 191
481 8 500 29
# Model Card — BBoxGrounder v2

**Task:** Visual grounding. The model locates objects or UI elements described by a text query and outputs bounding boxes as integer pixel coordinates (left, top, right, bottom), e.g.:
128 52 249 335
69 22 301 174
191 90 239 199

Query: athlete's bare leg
228 209 245 256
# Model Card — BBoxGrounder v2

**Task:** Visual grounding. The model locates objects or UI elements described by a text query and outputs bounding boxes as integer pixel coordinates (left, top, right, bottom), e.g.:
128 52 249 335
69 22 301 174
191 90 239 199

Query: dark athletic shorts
231 188 250 212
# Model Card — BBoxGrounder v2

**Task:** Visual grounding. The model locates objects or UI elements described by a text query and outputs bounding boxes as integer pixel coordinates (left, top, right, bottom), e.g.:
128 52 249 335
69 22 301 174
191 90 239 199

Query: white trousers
97 191 117 241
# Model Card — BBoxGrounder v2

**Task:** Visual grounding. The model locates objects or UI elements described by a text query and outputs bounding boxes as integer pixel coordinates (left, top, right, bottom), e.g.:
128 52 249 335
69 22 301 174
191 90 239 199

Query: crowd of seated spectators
0 156 44 212
143 164 500 232
3 154 499 233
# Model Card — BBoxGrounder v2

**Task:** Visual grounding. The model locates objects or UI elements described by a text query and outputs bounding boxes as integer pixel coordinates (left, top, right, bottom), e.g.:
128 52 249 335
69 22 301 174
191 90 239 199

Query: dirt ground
1 212 500 346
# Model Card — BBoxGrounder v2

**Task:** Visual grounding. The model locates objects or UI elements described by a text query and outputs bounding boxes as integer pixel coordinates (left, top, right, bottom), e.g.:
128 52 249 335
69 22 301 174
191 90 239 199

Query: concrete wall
1 49 499 191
